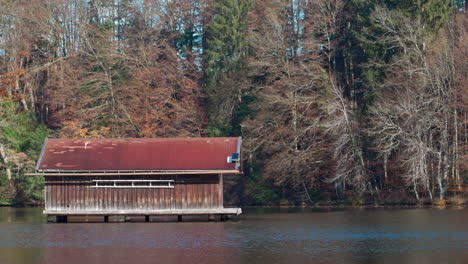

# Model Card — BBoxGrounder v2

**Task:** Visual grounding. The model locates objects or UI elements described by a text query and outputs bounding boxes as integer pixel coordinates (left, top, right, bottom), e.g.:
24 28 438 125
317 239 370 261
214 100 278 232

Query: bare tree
367 6 463 201
326 77 368 195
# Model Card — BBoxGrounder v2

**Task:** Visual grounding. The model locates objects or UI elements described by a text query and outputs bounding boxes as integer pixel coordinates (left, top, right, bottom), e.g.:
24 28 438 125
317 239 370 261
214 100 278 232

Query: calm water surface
0 207 466 264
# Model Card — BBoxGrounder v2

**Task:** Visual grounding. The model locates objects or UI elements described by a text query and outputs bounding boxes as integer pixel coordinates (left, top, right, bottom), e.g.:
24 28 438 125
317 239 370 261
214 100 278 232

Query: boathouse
28 137 242 222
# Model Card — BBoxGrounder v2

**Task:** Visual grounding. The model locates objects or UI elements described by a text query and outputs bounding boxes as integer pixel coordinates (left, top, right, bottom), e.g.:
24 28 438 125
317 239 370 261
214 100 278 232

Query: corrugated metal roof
36 137 241 172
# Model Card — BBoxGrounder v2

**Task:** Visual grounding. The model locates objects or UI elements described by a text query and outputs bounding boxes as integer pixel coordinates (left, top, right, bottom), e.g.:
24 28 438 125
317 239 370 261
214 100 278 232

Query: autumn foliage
0 0 466 205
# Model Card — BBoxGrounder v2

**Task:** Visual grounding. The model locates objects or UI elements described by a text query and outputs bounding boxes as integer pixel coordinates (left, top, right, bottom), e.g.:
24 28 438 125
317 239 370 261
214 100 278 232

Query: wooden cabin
28 137 242 222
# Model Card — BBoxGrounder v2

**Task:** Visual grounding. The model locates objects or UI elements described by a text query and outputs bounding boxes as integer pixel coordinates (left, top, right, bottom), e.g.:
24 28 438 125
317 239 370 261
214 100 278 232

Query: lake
0 207 466 264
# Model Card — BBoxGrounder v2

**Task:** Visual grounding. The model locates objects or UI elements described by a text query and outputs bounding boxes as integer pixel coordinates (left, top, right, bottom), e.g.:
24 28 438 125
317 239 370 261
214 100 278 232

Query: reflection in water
42 223 238 264
0 207 467 264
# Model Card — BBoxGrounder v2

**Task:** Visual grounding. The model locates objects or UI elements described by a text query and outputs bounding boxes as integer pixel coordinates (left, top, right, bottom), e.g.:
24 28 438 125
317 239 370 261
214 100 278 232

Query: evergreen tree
204 0 252 93
0 99 47 204
204 0 253 137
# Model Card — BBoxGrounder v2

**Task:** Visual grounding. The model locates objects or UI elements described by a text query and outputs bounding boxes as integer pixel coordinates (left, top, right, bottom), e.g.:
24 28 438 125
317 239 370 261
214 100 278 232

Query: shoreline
0 203 44 208
240 204 467 209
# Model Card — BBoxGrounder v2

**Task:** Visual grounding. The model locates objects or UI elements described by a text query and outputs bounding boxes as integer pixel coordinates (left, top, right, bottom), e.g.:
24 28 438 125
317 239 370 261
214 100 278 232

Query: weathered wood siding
44 175 222 212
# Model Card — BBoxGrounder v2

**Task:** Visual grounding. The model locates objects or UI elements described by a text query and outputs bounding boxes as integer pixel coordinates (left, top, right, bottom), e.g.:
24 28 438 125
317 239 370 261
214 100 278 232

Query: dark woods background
0 0 466 206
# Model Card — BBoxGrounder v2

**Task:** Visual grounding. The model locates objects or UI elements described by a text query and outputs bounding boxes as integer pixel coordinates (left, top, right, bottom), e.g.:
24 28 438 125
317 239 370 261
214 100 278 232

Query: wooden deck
46 208 241 223
44 208 242 216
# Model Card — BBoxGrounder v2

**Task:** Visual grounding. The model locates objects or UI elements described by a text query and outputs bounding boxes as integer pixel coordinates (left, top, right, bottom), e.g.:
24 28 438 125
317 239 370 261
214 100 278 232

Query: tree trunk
413 179 419 201
15 64 29 111
302 179 313 204
437 152 444 200
0 144 12 181
383 153 388 187
454 109 460 190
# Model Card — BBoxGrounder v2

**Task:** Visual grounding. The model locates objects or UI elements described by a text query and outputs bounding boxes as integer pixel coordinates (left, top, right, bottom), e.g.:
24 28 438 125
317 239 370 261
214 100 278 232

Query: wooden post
56 215 67 223
104 216 109 223
219 174 223 208
177 215 182 222
145 215 150 222
47 215 54 223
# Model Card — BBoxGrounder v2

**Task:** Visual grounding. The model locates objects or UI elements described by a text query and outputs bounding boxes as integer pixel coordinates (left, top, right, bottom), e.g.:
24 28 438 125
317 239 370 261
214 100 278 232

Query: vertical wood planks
45 174 225 212
218 174 223 208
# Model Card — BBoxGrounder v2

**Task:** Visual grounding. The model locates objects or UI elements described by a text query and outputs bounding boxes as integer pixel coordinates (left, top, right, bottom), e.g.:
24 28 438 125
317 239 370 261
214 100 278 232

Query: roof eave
26 170 242 176
35 137 48 171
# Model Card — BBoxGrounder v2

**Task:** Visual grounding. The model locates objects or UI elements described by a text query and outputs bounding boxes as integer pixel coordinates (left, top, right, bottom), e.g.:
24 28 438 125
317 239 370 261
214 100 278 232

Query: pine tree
0 99 47 204
203 0 253 137
204 0 252 93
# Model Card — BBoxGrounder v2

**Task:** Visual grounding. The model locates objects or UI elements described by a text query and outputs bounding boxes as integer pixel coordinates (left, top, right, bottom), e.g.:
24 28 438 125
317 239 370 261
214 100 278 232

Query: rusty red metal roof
36 137 241 172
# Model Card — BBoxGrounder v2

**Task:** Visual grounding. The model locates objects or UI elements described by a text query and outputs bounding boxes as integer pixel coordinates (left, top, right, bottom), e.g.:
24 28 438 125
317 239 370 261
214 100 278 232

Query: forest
0 0 466 206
